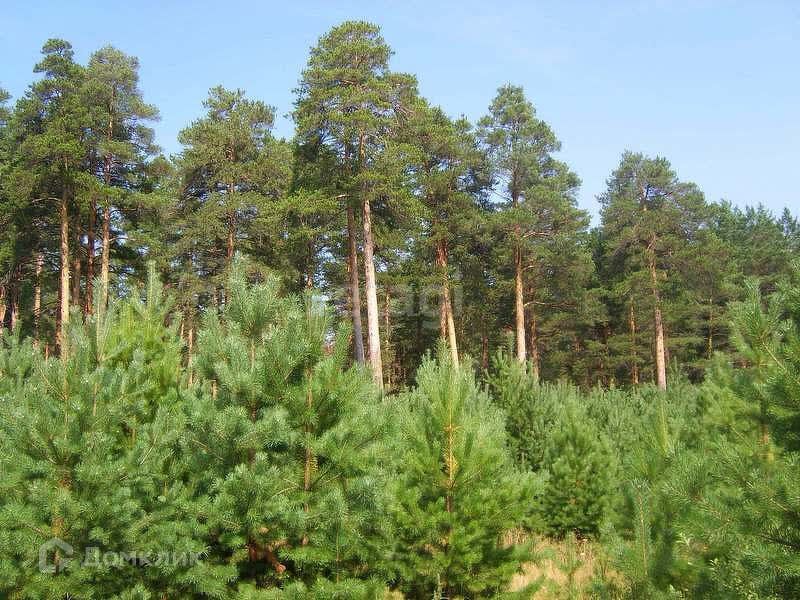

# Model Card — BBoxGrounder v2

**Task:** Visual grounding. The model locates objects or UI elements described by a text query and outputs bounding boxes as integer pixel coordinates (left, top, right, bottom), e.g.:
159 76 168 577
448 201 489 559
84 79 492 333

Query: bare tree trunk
648 242 667 390
59 187 70 352
306 241 315 289
445 297 458 368
629 301 640 385
100 202 111 312
362 194 383 388
100 100 114 313
435 239 459 367
10 288 18 331
384 287 393 389
346 205 365 364
72 228 82 309
514 244 526 363
85 196 95 314
439 289 447 338
0 284 6 331
34 252 44 344
653 305 667 390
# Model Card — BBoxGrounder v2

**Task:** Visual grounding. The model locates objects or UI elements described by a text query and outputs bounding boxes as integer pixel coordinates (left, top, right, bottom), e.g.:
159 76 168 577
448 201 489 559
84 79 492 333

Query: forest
0 19 799 599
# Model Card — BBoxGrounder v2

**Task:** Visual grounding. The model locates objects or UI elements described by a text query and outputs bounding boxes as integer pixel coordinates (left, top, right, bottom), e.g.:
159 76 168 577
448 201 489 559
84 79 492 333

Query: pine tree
175 86 290 309
83 45 159 311
688 274 800 597
294 20 418 387
599 152 708 389
540 402 613 538
0 269 228 598
187 262 391 595
389 348 534 598
402 100 488 367
5 39 88 350
478 85 573 366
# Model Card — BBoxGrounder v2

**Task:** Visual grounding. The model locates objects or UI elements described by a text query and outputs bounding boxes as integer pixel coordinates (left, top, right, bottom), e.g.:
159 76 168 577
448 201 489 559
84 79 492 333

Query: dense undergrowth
1 266 799 598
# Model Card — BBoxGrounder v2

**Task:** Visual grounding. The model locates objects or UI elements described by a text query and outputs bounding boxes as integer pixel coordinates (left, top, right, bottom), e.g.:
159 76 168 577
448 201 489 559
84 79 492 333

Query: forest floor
385 535 610 598
509 536 609 598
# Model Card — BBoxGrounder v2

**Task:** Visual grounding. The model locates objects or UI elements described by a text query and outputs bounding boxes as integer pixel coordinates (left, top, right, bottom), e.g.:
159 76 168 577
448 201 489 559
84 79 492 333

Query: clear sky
2 0 798 220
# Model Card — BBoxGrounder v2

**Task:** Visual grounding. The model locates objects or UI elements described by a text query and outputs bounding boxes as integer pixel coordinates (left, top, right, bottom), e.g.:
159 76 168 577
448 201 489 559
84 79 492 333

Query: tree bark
59 187 70 352
85 196 95 314
629 301 640 386
306 241 315 289
0 284 6 330
435 239 459 366
10 287 18 331
514 244 526 363
361 194 383 388
100 202 111 312
647 241 667 390
384 287 393 388
34 252 44 344
346 205 365 364
72 227 82 309
100 96 114 313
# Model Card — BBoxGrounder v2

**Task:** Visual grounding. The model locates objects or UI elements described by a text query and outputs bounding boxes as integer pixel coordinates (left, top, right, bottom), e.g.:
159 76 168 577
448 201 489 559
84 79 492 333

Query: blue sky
2 0 798 220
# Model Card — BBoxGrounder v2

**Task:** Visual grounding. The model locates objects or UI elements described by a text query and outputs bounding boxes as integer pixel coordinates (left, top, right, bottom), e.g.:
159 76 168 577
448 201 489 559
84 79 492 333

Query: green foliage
187 262 390 595
487 352 613 537
389 348 535 598
540 403 612 538
0 270 224 598
2 19 800 600
173 85 291 304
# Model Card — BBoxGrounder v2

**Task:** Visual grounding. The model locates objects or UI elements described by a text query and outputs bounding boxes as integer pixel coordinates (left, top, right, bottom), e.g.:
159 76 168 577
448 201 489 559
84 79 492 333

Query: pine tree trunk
100 202 111 312
0 283 6 330
361 195 383 388
435 239 459 366
101 102 114 313
9 285 18 331
439 288 447 339
85 196 95 314
346 205 365 364
34 251 44 344
306 241 315 289
72 228 82 309
653 305 667 390
445 297 458 368
648 242 667 390
225 206 236 305
629 301 640 385
514 244 526 363
384 287 393 388
59 187 70 352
